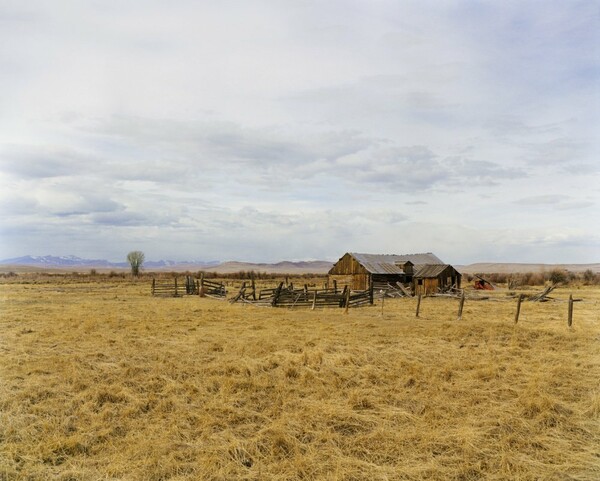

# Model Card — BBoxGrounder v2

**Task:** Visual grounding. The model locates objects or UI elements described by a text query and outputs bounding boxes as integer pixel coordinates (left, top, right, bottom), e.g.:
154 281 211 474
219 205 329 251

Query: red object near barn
473 276 495 290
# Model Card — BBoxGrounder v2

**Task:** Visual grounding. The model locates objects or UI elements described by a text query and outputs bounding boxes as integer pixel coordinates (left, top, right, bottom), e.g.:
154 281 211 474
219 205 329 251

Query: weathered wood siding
414 266 462 295
328 253 369 276
414 278 439 296
439 265 461 289
329 274 368 290
328 253 371 290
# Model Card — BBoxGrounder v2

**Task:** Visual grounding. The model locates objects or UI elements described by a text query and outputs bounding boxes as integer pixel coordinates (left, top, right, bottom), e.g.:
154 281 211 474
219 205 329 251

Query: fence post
369 277 374 305
514 294 523 324
339 285 347 308
416 294 422 318
251 276 256 301
568 294 573 328
381 292 385 317
311 290 317 310
199 273 205 297
344 287 350 314
457 291 465 320
271 282 284 307
152 278 155 296
333 279 337 294
174 278 178 297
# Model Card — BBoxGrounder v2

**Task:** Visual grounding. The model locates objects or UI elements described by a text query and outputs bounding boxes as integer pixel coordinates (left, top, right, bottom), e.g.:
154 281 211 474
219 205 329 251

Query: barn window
417 279 423 285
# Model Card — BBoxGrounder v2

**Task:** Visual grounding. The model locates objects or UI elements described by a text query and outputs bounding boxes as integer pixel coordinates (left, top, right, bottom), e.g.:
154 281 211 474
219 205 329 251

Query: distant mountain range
1 255 598 274
0 255 220 269
0 255 330 273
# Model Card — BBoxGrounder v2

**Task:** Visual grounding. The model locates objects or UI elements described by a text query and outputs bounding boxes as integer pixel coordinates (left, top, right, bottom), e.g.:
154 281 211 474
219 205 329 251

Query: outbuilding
413 264 462 296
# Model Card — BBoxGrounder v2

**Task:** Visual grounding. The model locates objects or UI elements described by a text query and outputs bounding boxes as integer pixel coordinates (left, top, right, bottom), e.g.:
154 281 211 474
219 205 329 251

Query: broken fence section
199 278 227 300
527 284 556 302
151 276 226 299
372 281 413 298
230 283 373 309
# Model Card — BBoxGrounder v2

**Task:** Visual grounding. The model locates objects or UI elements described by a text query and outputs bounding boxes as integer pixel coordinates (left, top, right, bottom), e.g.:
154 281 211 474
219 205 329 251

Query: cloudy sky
1 1 598 264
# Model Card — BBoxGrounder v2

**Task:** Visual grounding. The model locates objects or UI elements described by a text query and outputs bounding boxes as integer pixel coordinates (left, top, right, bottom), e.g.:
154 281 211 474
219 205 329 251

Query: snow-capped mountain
0 255 220 268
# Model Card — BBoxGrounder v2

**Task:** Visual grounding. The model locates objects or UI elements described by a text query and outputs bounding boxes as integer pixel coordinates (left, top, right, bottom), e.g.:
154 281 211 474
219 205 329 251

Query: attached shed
328 252 444 291
413 264 462 296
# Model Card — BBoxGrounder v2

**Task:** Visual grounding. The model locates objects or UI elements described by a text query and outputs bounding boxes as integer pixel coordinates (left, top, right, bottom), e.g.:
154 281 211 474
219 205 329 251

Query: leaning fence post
271 282 284 307
514 294 523 324
416 294 422 318
568 294 573 328
344 287 351 314
457 290 465 320
339 285 347 308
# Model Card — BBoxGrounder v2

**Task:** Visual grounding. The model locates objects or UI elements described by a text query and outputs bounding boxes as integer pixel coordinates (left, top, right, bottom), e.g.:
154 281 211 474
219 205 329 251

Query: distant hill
203 260 333 274
456 263 600 274
3 255 598 275
0 255 331 274
0 255 220 271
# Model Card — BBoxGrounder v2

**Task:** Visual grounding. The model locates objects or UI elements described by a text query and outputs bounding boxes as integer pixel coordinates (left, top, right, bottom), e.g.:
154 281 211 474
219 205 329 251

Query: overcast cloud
1 1 598 264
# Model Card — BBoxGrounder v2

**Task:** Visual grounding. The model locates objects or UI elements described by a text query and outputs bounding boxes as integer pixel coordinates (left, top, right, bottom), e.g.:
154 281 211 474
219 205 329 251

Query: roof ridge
350 252 435 256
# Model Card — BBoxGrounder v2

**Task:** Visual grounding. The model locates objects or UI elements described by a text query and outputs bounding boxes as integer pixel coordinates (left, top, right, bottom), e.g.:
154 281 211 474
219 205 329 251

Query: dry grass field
1 278 599 480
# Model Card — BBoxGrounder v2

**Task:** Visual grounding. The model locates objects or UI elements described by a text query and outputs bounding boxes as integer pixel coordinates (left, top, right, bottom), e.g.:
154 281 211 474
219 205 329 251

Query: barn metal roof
414 264 451 278
349 252 445 274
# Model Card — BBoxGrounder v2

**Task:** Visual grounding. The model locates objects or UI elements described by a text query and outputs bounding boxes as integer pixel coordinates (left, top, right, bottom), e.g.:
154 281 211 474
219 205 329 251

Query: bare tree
127 251 145 277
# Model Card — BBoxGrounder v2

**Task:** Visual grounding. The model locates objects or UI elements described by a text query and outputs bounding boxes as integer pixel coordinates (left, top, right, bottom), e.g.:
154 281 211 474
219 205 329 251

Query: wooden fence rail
151 278 181 297
199 277 227 299
151 276 222 298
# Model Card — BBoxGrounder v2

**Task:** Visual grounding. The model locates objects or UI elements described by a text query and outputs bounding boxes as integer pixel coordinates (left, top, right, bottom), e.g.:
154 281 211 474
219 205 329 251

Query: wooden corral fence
151 275 225 298
185 276 199 295
228 279 257 303
372 281 413 298
151 278 182 297
199 276 227 300
230 282 373 309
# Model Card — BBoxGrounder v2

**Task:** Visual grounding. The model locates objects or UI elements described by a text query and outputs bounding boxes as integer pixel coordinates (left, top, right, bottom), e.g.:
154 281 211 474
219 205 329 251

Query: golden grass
1 280 599 480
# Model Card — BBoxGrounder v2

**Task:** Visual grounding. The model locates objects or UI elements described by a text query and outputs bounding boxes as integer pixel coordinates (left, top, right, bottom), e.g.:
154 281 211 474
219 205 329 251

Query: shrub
582 269 597 285
547 269 568 285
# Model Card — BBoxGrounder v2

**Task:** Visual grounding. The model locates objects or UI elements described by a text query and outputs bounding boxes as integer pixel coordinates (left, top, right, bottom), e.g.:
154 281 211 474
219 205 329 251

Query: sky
1 1 599 264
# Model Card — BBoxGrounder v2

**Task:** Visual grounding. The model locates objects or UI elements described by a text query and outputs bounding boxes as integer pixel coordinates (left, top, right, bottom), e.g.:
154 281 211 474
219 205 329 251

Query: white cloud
0 1 598 263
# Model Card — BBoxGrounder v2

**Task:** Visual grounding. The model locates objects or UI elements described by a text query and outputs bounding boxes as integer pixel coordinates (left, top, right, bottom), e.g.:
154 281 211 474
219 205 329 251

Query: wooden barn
413 264 462 296
328 252 447 291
